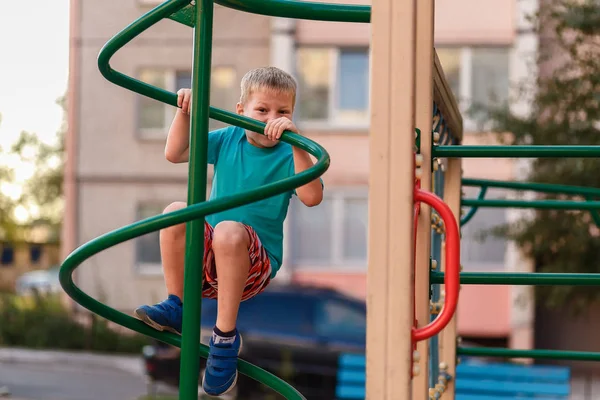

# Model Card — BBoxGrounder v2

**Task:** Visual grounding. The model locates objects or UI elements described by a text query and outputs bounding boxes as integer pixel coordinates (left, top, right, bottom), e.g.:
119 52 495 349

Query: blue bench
336 353 571 400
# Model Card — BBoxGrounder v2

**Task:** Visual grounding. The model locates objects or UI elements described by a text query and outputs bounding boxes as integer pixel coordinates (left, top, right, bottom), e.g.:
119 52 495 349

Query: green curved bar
460 185 487 226
214 0 370 23
462 178 600 227
462 198 600 210
68 0 331 398
58 135 325 397
584 195 600 226
462 178 600 198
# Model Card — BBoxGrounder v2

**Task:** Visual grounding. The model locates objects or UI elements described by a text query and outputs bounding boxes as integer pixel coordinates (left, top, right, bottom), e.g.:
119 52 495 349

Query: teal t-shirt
205 125 296 278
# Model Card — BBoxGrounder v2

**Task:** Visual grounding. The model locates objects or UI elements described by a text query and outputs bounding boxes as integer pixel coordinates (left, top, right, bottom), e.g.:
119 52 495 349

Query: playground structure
55 0 600 399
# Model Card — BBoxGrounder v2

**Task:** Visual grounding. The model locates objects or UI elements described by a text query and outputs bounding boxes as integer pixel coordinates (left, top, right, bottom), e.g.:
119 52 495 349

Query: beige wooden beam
367 0 417 398
439 156 462 398
412 0 435 397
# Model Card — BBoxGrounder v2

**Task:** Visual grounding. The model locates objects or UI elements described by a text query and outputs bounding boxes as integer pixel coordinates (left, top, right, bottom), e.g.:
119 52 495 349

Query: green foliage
0 114 20 241
478 0 600 313
0 95 66 243
0 292 150 353
11 95 66 242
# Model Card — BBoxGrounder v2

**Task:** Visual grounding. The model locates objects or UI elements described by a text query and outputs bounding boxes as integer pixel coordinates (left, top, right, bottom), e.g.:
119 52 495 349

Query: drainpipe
270 17 296 285
507 0 539 356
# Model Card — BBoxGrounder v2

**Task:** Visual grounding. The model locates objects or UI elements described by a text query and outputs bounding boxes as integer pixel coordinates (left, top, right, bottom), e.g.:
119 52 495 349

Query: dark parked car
142 283 366 399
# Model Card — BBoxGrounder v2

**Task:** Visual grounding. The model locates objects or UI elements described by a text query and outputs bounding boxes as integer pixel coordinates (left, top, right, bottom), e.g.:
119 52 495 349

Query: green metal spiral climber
58 0 372 399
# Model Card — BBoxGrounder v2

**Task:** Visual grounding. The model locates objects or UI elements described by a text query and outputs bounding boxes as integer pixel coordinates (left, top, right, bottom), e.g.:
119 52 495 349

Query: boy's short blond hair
240 66 297 107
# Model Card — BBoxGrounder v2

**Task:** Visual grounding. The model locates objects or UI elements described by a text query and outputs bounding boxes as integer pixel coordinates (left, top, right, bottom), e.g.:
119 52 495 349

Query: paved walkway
0 347 144 378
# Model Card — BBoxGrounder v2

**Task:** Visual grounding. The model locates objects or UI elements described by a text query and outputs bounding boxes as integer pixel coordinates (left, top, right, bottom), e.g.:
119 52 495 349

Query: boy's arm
165 88 222 164
265 116 323 207
165 88 192 163
292 147 324 207
165 108 190 163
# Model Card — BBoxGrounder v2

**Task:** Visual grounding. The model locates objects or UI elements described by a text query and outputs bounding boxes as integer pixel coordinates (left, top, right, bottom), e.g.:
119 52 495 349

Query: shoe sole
133 308 181 335
202 334 243 397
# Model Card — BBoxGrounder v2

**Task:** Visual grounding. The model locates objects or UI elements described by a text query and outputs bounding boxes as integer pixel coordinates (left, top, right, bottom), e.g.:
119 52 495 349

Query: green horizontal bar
462 198 600 210
434 145 600 158
431 271 600 286
462 178 600 198
458 346 600 362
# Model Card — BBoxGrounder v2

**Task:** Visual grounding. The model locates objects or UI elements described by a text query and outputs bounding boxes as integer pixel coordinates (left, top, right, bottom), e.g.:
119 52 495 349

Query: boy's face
236 87 295 148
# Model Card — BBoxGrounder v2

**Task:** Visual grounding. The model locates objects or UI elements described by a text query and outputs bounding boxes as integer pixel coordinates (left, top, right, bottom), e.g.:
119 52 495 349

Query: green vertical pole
179 0 213 399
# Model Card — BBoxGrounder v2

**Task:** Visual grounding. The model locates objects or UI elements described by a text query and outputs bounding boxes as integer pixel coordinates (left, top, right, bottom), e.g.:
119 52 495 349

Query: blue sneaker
133 294 183 335
202 330 243 396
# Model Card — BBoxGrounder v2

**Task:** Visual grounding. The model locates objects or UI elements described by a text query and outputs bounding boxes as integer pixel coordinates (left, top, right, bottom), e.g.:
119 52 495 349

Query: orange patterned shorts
201 221 272 301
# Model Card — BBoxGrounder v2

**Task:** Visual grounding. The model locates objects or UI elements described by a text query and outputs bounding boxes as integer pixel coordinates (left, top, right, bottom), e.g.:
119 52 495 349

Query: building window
135 204 164 274
137 66 237 139
1 245 14 266
288 189 368 268
296 47 370 128
436 46 510 132
460 188 508 271
30 245 42 264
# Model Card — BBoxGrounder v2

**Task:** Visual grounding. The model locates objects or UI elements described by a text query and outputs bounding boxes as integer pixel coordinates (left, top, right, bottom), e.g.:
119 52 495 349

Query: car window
314 299 366 340
236 293 314 335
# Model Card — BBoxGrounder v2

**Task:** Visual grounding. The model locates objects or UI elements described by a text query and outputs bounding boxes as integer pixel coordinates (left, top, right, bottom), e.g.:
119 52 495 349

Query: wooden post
412 0 435 397
439 156 462 398
367 0 417 398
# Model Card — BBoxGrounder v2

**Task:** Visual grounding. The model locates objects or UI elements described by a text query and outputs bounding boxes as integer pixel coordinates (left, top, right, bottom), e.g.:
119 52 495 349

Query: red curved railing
412 188 460 342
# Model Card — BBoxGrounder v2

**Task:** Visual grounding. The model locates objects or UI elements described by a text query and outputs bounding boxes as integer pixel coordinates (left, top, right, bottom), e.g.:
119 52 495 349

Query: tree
479 0 600 313
0 113 20 241
10 95 66 243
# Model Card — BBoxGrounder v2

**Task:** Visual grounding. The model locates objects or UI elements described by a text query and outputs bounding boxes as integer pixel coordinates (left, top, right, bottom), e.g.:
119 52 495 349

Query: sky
0 0 69 216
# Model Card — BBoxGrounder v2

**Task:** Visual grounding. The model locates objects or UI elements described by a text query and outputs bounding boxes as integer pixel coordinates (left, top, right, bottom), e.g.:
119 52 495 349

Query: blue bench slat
336 385 365 399
338 370 366 384
336 353 571 400
456 394 567 400
455 379 570 397
457 363 570 382
339 353 366 368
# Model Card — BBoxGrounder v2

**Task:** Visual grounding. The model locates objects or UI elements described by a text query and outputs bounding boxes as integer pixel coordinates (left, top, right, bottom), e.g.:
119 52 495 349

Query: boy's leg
202 221 271 396
134 201 201 334
212 221 252 332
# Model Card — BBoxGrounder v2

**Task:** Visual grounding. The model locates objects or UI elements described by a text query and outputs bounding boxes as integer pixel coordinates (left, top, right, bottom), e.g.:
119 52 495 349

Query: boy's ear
235 102 244 115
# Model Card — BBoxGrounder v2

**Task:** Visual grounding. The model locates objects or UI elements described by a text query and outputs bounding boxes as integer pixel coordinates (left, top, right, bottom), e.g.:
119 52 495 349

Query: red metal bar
412 202 420 338
412 188 460 342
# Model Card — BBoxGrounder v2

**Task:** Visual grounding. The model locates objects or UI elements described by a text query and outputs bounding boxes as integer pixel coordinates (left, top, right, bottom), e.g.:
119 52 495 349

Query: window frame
435 45 511 133
460 187 508 271
295 46 371 131
136 66 237 139
133 202 167 276
288 186 369 271
136 69 183 140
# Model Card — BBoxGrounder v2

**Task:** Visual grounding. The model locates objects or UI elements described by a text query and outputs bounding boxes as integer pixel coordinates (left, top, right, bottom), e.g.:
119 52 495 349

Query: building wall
0 242 60 293
70 0 527 346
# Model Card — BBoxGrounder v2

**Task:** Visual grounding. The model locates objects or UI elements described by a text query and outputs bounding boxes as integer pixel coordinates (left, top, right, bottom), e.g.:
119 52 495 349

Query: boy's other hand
177 88 192 115
264 117 298 142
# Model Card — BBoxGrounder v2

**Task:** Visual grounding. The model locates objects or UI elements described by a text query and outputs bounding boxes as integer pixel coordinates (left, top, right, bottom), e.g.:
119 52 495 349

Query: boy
134 66 324 396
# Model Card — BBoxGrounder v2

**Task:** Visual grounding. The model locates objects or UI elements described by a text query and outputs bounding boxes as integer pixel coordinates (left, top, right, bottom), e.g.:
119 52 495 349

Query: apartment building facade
63 0 535 347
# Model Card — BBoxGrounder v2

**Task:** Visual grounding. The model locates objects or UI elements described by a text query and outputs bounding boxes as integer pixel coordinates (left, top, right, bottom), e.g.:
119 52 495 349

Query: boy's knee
161 201 187 238
212 221 249 253
163 201 186 215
